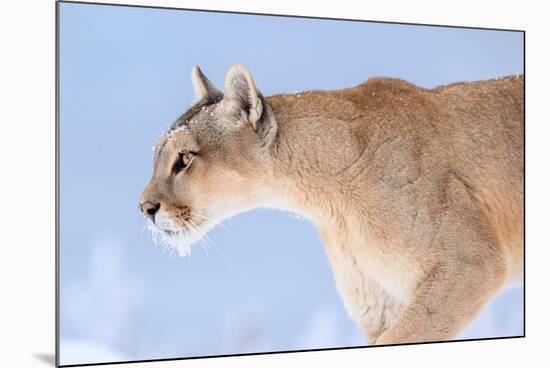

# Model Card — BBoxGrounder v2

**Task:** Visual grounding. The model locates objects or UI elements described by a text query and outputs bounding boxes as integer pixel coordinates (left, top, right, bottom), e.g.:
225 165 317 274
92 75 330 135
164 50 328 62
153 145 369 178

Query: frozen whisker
191 217 227 263
186 220 206 259
190 216 230 264
146 221 192 257
188 219 213 260
141 222 149 235
191 211 239 241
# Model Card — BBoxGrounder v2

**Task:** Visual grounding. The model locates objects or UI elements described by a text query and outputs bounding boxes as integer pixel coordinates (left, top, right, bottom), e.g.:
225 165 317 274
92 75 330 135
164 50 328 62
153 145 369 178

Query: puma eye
172 151 194 174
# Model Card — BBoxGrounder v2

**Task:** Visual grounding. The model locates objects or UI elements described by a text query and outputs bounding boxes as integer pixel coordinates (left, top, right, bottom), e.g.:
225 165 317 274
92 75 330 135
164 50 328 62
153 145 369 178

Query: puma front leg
319 227 403 345
373 212 508 345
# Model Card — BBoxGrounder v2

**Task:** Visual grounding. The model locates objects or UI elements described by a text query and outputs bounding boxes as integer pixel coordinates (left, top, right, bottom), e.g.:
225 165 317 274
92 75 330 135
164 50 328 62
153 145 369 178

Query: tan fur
140 65 524 345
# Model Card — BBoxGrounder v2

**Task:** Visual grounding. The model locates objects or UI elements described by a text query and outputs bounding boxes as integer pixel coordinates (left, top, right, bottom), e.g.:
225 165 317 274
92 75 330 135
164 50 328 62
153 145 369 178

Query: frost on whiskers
146 222 192 257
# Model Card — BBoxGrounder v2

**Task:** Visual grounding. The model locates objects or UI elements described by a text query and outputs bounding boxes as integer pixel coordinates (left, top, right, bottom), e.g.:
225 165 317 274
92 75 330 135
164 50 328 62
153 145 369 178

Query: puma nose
141 201 160 222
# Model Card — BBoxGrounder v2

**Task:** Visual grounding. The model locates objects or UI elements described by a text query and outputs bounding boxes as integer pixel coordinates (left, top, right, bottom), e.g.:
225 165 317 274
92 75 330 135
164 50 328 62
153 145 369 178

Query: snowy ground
59 234 523 366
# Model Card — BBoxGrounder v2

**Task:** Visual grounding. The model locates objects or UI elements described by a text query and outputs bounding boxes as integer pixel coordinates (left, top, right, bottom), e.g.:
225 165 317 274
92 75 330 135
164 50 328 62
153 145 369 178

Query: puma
140 64 524 345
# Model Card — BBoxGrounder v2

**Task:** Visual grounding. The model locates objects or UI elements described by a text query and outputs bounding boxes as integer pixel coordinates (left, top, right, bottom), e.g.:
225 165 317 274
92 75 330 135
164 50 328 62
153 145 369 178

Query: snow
60 340 129 366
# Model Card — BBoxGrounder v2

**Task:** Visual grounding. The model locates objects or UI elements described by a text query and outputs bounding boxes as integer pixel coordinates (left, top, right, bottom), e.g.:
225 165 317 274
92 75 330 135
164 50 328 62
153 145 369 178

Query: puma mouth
162 229 178 236
154 216 206 236
148 217 210 257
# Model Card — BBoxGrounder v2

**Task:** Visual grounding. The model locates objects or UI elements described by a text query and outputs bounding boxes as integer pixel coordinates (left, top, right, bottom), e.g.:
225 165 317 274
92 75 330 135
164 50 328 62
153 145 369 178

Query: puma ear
222 64 263 130
191 65 222 102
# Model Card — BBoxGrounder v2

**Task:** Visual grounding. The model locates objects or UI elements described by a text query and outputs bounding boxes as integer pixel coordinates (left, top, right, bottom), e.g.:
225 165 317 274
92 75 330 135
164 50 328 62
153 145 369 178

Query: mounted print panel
57 1 524 366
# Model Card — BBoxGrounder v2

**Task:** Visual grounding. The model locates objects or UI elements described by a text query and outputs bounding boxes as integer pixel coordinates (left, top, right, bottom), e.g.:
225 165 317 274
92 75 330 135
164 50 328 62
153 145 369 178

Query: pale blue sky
58 2 524 365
